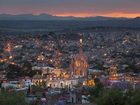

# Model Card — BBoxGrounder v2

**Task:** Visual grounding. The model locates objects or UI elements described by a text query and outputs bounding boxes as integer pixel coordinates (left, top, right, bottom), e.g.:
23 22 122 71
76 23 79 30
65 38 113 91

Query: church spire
80 38 83 45
79 38 83 54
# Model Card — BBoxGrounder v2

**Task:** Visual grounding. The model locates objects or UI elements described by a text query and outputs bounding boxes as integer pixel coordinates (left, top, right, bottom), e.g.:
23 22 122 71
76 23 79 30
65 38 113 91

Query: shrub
0 92 29 105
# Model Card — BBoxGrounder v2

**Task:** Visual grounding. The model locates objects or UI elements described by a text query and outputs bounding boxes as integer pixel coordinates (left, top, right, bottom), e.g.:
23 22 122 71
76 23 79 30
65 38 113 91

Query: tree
88 78 104 102
95 89 125 105
30 70 42 78
21 60 37 77
6 62 37 79
22 61 32 74
0 92 28 105
91 88 140 105
6 64 22 79
125 90 140 105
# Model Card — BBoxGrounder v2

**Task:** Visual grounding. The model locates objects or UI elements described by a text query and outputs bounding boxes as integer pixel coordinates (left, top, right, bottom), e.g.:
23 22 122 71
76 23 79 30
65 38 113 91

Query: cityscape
0 0 140 105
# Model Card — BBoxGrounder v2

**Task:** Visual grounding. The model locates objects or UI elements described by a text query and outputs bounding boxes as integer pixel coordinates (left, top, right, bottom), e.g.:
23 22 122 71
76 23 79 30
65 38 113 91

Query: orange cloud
55 13 94 17
102 12 140 18
55 12 140 18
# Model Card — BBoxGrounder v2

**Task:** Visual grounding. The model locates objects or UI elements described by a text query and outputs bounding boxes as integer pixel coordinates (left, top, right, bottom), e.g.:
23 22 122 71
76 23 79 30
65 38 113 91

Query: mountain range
0 14 140 30
0 13 138 21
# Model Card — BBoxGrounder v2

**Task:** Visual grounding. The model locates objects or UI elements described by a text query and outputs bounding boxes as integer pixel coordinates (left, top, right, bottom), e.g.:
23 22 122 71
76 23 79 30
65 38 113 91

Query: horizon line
0 13 139 18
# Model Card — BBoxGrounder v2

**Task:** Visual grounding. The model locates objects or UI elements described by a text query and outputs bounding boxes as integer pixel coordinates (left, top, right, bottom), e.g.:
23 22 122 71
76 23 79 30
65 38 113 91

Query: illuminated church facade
70 39 89 78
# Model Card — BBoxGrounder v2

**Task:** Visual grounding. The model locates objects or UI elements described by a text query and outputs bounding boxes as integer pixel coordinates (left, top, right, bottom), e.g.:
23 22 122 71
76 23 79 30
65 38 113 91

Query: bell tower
70 38 89 78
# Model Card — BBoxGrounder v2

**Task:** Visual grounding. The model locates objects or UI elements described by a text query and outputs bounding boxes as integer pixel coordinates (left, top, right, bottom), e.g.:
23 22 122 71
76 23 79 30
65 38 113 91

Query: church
32 38 91 88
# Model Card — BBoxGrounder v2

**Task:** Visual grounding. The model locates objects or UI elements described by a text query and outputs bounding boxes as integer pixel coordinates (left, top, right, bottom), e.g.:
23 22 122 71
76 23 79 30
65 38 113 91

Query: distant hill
0 14 77 20
0 13 130 21
0 14 140 32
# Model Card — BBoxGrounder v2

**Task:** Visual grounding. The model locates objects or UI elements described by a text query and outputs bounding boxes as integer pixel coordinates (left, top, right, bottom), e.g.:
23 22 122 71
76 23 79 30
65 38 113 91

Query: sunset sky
0 0 140 18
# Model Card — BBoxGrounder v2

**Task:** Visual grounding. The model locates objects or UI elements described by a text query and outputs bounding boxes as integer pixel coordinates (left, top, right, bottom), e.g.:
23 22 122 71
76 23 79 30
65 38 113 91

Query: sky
0 0 140 18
